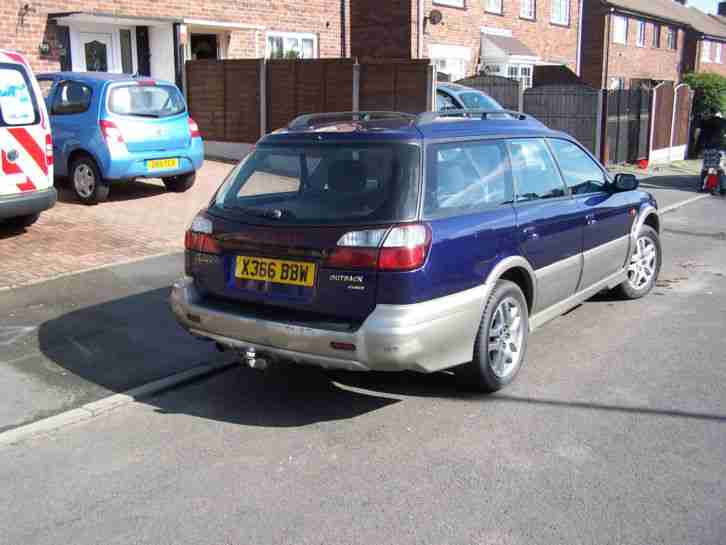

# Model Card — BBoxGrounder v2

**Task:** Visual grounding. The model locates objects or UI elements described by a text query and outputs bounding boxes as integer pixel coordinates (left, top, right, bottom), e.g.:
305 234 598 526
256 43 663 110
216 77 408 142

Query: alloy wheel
74 164 96 199
487 297 524 378
627 236 657 290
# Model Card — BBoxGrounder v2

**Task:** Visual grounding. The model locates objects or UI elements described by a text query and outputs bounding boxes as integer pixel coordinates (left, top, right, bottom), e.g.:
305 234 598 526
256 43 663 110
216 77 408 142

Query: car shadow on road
638 174 698 193
0 222 29 239
36 287 396 428
55 179 167 204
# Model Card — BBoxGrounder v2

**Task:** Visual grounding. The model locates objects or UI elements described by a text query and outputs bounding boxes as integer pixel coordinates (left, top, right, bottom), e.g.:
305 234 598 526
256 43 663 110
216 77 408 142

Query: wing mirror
613 173 639 192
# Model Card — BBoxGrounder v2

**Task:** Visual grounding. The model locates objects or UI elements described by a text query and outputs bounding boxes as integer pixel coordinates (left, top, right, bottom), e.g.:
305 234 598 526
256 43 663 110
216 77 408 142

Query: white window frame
433 0 465 7
702 41 712 62
716 43 723 63
667 27 677 50
485 0 503 15
520 0 535 20
430 44 472 82
265 31 318 59
551 0 570 26
636 21 646 48
506 63 534 89
613 15 628 45
652 24 661 48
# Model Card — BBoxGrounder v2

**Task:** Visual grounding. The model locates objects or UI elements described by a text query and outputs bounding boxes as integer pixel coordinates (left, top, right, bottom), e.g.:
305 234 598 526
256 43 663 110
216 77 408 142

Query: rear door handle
586 213 597 226
522 226 539 240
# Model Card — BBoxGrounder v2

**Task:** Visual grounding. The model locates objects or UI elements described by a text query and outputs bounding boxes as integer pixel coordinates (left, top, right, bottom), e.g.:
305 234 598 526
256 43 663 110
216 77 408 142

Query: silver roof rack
416 109 530 125
288 111 416 130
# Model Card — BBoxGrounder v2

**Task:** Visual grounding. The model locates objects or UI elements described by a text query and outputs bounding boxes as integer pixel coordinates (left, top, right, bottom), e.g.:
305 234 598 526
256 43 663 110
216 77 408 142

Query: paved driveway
0 160 234 289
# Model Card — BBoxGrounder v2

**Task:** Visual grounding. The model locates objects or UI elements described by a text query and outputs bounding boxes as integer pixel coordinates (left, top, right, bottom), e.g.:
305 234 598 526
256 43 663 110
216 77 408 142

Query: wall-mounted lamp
423 9 443 35
38 42 51 55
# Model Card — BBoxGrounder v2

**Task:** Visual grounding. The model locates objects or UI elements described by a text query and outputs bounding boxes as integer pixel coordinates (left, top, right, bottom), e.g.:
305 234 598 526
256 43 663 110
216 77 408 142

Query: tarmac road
0 196 724 544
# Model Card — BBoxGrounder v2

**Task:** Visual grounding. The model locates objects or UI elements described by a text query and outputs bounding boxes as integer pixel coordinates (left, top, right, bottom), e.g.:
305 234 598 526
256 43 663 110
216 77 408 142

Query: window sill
433 1 467 10
519 15 536 22
485 10 505 16
549 21 571 29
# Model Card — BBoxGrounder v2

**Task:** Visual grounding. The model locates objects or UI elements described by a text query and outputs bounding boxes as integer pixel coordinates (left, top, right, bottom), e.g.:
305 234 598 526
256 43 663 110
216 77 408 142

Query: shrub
683 72 726 119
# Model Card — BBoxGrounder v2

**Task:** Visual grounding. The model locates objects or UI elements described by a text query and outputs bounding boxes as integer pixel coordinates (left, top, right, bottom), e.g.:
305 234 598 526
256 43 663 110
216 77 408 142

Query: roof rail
416 109 530 125
288 111 416 130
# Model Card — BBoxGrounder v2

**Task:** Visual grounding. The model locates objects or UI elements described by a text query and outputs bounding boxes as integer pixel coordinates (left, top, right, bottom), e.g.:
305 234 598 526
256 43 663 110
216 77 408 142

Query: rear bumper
0 188 57 220
170 278 486 373
103 139 204 180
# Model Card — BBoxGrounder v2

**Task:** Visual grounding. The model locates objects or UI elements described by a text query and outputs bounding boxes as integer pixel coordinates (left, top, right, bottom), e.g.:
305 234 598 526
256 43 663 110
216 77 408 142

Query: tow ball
239 347 269 370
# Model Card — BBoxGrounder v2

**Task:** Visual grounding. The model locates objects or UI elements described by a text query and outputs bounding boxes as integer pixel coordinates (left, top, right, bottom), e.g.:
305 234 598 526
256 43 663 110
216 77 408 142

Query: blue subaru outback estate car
38 72 203 204
171 110 661 392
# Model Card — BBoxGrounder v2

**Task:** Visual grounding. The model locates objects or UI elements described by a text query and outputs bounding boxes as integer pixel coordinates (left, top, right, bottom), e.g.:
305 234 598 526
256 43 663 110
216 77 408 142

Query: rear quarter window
108 84 185 118
0 63 40 127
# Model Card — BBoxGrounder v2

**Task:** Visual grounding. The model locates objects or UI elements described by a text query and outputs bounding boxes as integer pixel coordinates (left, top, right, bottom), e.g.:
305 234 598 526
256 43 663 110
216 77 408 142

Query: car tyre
70 156 109 205
163 173 195 193
616 225 661 300
4 213 40 228
456 279 529 393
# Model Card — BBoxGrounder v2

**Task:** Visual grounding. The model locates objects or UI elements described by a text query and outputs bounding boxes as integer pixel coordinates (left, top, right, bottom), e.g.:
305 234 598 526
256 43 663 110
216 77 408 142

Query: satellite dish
428 9 443 25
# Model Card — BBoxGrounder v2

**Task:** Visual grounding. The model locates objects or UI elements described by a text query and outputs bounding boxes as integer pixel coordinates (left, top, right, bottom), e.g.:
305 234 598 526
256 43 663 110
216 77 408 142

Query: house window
266 32 317 59
434 0 465 6
716 43 723 63
609 77 624 90
551 0 569 25
667 27 677 50
652 24 661 48
507 64 533 89
485 0 503 14
521 0 535 19
636 21 646 48
612 16 628 44
702 41 712 62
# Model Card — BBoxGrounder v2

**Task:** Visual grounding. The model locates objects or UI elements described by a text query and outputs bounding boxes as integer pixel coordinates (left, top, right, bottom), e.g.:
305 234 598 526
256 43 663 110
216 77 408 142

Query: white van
0 49 56 228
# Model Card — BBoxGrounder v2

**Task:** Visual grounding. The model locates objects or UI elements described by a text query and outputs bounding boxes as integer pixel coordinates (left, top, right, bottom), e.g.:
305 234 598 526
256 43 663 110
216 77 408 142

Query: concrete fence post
426 63 436 112
595 89 605 162
518 82 524 113
259 59 267 137
352 62 360 112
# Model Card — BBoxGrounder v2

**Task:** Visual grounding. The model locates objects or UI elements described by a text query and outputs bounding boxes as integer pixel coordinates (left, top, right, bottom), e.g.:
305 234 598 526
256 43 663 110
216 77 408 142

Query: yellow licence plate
235 256 316 287
147 158 179 171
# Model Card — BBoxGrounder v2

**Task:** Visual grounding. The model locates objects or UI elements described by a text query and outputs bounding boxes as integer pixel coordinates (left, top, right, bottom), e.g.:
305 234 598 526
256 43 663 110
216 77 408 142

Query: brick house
580 0 693 89
1 0 350 86
680 2 726 78
351 0 582 88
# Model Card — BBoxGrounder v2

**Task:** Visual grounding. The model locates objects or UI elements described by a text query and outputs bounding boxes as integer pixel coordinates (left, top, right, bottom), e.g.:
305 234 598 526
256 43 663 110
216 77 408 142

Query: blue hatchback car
171 110 661 392
37 72 204 204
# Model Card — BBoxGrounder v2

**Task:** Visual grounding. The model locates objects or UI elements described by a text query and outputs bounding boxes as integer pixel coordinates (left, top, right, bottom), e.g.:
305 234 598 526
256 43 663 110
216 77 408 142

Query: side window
436 91 458 111
548 139 607 195
52 81 92 115
0 63 40 127
425 140 513 217
507 139 567 201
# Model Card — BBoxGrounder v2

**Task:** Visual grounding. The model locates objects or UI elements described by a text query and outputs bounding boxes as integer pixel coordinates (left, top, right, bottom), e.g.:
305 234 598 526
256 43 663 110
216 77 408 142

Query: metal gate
605 89 653 164
455 74 521 110
523 85 603 158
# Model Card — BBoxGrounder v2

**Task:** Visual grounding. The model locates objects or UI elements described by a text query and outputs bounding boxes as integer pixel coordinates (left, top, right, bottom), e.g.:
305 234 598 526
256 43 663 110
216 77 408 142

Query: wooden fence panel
223 60 261 143
359 60 430 113
523 85 601 157
455 74 521 110
673 84 693 148
652 82 675 152
186 60 225 141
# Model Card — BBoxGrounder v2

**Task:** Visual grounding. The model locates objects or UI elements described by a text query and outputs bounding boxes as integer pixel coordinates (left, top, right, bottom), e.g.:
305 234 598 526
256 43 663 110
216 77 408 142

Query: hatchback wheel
163 173 195 193
617 225 661 299
457 279 529 392
71 157 109 204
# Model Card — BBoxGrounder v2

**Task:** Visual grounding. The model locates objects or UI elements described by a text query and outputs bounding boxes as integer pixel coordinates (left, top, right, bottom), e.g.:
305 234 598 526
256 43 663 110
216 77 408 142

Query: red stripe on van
16 178 37 192
8 127 47 175
2 150 22 175
2 51 28 66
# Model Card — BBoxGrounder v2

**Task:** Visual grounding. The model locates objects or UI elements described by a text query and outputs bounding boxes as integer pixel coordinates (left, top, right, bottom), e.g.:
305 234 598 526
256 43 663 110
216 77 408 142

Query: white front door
78 33 115 72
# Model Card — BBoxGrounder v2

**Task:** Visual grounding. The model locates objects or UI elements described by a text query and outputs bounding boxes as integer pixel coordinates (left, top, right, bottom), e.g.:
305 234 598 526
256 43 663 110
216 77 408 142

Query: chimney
720 2 726 16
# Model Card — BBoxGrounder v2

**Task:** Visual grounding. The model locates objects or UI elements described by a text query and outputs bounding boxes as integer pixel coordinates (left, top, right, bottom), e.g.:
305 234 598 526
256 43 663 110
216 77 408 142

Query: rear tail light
45 133 53 167
706 173 720 190
185 215 220 254
99 119 126 152
188 117 201 139
325 224 431 272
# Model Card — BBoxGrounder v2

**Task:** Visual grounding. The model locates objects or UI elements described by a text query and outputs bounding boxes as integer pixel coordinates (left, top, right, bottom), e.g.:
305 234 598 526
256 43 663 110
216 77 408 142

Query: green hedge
683 72 726 119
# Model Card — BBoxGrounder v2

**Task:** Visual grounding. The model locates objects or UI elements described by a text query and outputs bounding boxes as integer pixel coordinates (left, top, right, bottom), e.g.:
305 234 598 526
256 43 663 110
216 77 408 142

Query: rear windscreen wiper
236 207 294 220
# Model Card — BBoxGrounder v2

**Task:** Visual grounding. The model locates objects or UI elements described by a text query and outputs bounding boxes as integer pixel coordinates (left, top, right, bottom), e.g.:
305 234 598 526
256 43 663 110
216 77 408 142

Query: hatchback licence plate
147 158 179 171
235 256 316 287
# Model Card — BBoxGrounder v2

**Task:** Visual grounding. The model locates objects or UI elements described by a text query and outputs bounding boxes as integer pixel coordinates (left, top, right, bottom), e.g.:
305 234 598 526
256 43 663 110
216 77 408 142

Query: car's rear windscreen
107 84 185 118
0 63 40 127
211 143 421 226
